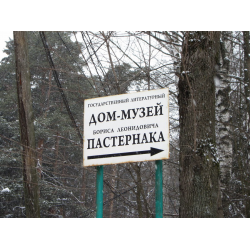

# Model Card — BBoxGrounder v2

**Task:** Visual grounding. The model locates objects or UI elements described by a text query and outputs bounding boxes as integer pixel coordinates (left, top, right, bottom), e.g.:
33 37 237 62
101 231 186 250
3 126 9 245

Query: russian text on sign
83 88 169 166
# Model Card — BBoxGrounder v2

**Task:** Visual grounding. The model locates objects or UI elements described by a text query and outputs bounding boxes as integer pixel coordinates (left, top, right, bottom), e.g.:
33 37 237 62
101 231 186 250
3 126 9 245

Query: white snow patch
214 76 220 87
30 81 38 89
192 99 196 107
1 187 10 193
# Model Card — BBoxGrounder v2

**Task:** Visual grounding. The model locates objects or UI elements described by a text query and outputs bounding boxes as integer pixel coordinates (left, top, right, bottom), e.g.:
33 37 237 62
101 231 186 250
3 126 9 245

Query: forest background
2 30 249 217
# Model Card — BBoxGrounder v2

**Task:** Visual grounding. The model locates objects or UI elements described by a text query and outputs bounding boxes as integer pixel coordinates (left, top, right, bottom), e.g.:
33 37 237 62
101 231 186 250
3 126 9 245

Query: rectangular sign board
83 88 169 167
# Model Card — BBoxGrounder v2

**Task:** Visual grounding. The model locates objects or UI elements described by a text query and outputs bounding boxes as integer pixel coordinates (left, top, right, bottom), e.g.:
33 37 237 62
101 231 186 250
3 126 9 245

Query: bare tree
178 32 223 217
212 32 233 217
14 31 40 217
242 31 250 217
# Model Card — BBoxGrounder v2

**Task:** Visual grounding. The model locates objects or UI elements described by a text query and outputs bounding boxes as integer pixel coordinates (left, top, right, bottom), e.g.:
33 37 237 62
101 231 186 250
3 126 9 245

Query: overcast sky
0 31 13 60
0 31 166 79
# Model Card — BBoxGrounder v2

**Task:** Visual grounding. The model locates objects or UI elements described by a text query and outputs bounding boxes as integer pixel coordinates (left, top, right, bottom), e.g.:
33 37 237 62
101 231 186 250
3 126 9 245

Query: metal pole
96 165 103 218
155 160 163 218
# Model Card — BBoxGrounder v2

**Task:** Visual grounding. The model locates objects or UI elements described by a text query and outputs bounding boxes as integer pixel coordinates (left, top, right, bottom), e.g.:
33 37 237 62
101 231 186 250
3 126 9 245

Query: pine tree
0 32 95 217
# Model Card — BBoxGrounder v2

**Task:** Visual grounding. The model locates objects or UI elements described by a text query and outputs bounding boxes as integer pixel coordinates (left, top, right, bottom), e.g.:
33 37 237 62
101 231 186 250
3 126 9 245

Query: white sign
83 88 169 167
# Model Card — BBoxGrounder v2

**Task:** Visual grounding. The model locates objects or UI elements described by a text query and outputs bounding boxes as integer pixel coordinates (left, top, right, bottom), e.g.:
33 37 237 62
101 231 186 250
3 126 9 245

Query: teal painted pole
96 165 103 218
155 160 163 218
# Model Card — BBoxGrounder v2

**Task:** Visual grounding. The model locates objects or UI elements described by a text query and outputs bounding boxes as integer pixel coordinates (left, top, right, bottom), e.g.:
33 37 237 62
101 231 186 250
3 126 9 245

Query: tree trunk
53 132 60 175
14 31 40 217
109 165 117 217
243 31 250 217
243 31 250 122
133 164 150 218
214 32 233 217
178 32 223 217
37 138 44 179
216 32 233 180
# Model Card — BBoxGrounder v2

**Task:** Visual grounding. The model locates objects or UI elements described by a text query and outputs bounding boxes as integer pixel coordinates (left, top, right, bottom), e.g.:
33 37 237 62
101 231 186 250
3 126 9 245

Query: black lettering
149 132 157 142
158 131 165 142
111 136 117 147
103 137 110 147
96 138 103 148
125 135 132 145
139 107 145 118
121 109 131 120
132 134 140 145
118 136 124 146
87 139 95 149
131 108 139 119
107 111 116 122
155 105 163 116
146 106 154 117
97 112 106 122
141 133 148 143
89 114 97 126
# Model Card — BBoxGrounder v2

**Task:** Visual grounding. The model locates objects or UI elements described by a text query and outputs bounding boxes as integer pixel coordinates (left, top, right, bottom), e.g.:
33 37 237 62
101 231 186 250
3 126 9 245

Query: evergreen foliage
0 32 95 217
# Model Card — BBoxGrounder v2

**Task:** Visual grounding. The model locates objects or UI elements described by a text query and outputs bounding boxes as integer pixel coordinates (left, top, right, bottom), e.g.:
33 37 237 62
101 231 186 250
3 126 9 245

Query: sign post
96 165 103 218
155 160 163 218
83 88 169 218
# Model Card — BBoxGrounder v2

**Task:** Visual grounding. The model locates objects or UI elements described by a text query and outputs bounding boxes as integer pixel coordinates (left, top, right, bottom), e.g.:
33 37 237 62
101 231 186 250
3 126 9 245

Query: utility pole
14 31 40 217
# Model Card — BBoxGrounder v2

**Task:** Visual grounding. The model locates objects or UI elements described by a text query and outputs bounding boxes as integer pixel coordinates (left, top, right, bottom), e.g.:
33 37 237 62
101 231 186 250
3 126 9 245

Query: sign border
83 88 169 167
